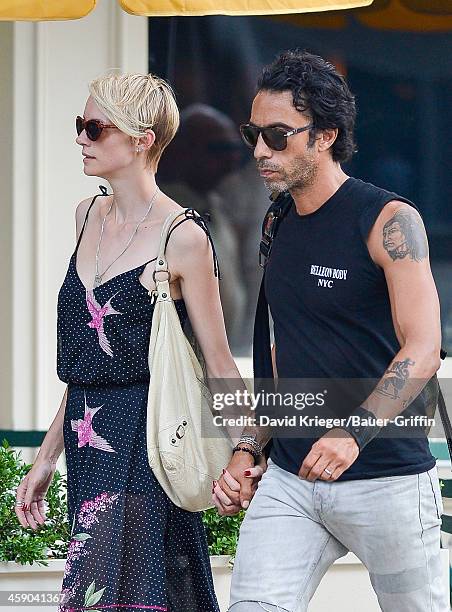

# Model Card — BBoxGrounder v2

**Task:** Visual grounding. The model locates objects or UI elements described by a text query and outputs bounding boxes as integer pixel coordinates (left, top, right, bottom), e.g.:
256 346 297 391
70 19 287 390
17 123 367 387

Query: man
213 50 448 611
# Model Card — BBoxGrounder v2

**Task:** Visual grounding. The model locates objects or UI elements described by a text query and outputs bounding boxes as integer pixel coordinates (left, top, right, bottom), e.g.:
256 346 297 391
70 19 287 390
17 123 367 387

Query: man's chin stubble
263 177 289 192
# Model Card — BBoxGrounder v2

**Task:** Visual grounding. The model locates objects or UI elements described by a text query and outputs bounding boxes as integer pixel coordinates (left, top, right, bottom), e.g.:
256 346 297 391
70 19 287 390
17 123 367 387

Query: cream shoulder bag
146 210 234 512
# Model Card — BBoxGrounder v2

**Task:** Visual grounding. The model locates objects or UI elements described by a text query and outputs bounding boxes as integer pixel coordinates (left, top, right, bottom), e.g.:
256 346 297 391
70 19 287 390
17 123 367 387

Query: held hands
212 427 359 512
298 428 359 481
212 453 267 516
14 460 56 530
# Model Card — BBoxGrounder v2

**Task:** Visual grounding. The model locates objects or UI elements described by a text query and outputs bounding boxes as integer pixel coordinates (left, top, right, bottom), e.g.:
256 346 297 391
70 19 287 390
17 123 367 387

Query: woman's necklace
94 187 159 288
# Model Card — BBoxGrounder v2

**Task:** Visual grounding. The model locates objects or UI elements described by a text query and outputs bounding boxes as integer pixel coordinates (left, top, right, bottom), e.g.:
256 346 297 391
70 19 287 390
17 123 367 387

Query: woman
13 72 260 612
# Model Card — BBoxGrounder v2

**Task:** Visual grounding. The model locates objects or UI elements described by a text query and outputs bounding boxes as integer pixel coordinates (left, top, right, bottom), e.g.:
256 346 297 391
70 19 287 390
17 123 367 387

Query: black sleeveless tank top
265 177 435 480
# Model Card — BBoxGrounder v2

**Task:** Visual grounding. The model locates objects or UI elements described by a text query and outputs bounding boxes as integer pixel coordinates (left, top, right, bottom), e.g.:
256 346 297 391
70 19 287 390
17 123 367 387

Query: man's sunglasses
76 116 118 141
240 123 313 152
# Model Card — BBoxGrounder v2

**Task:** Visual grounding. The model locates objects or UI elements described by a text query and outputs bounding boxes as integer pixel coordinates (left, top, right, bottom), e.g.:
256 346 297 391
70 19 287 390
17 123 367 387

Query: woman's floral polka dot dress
57 193 220 612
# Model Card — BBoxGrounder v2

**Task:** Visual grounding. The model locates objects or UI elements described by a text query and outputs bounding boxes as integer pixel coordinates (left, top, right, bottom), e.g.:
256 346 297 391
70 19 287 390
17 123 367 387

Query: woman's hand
15 460 56 530
212 454 267 516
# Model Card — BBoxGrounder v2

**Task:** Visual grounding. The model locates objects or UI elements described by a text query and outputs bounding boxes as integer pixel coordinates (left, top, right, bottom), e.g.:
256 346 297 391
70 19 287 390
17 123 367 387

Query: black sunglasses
76 115 118 141
240 123 313 152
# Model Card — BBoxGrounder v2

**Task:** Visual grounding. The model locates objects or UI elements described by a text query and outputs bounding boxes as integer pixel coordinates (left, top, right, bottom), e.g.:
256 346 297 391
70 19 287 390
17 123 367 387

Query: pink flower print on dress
86 289 122 357
71 393 116 453
63 538 89 581
58 577 81 610
78 492 120 529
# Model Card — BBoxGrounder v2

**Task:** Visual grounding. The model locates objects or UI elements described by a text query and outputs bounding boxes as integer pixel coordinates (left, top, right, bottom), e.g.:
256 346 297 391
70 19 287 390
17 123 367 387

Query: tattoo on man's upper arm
382 209 428 262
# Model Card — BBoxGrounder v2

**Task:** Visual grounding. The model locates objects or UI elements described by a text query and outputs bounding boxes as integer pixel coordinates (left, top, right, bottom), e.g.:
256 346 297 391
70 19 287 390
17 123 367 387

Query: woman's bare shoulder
75 194 112 240
165 219 213 283
75 197 94 240
156 194 204 244
75 195 94 218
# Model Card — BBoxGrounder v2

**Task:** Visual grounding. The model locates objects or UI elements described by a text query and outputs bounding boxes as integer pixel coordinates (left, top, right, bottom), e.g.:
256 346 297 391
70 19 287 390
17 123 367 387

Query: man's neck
290 165 349 216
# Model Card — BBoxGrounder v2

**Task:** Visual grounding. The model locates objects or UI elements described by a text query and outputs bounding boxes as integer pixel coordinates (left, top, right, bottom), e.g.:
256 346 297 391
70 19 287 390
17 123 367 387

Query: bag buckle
170 420 188 446
150 270 172 303
176 420 188 439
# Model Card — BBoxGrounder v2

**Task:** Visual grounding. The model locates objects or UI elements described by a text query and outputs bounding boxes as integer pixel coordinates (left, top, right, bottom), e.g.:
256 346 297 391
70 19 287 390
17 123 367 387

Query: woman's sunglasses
76 116 118 141
240 123 313 152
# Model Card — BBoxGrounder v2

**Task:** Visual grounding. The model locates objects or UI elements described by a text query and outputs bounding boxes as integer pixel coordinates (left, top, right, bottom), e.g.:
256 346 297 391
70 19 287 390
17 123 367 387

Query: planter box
0 551 449 612
0 558 232 611
0 558 232 612
211 555 234 611
0 560 66 612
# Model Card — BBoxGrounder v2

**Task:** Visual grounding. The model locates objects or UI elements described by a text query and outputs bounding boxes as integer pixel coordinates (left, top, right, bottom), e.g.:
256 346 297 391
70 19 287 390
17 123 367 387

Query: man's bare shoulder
368 200 428 267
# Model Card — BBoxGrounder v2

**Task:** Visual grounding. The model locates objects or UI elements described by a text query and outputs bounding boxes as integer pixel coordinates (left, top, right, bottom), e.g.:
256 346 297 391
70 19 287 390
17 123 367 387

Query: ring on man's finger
323 468 333 476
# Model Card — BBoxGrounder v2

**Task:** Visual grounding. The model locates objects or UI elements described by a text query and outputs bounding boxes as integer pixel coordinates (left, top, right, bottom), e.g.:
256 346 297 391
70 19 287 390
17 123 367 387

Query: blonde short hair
88 72 179 170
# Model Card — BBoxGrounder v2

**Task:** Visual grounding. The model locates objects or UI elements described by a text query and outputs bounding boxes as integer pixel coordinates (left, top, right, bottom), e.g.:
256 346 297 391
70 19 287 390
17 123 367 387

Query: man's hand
298 429 359 482
212 453 267 515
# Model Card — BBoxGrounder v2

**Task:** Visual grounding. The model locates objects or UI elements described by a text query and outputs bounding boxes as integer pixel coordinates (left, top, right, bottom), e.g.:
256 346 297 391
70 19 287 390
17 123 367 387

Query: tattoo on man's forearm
376 358 415 400
382 209 428 261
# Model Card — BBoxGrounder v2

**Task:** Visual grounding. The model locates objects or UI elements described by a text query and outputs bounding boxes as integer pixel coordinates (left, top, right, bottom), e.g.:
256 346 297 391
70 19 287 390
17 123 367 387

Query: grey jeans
228 458 448 612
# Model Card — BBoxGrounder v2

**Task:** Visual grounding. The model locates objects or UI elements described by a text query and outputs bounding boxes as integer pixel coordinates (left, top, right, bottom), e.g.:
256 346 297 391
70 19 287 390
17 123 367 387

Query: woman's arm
166 218 237 379
15 387 68 529
15 199 92 529
34 387 68 466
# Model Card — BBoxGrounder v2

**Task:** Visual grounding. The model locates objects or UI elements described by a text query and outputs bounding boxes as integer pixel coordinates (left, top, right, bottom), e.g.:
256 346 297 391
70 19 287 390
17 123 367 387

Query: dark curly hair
257 49 357 163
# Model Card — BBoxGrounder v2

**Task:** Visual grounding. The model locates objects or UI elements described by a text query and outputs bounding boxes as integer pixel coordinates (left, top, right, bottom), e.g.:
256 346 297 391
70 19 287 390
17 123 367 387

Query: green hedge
0 439 243 565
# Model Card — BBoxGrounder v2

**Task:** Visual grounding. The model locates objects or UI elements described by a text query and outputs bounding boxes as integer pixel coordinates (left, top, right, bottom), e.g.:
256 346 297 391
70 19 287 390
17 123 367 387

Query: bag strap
253 192 293 458
253 191 293 379
150 209 188 304
438 380 452 464
150 207 221 304
259 191 293 268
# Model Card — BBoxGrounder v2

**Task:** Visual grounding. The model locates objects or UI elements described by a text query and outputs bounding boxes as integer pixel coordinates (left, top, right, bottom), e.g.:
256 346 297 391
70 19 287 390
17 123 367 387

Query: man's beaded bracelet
232 445 261 461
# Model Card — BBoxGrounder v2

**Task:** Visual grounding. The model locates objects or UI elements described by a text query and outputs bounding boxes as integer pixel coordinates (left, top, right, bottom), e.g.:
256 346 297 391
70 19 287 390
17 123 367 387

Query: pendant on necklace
94 274 103 288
